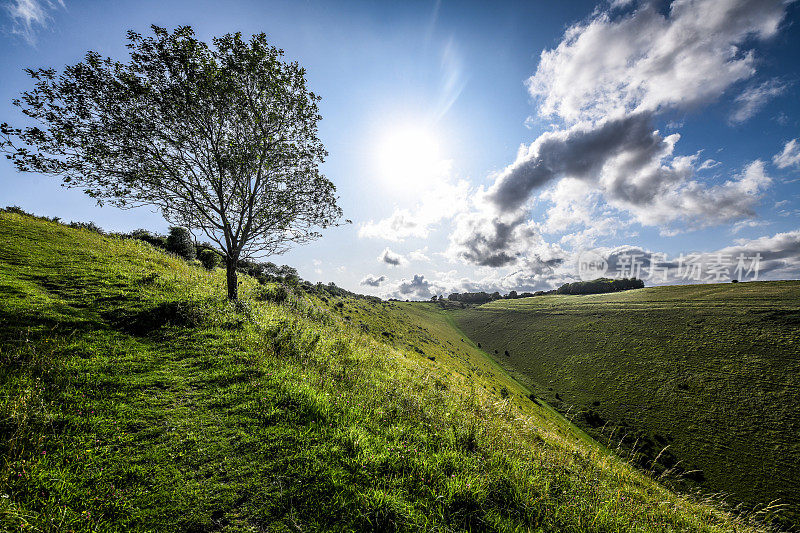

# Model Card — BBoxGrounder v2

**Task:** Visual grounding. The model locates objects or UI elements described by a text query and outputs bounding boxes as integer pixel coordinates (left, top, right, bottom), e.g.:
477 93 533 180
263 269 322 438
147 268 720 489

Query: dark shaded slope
452 286 800 526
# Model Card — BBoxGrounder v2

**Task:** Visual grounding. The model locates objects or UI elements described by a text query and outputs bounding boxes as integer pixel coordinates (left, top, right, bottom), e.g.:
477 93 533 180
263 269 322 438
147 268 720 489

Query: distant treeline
555 277 644 295
447 291 504 304
441 291 531 305
441 278 644 305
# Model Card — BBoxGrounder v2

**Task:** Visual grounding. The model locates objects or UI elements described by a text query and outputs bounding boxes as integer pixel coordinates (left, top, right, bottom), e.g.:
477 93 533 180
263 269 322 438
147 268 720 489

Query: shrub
255 283 290 304
198 249 221 270
68 220 105 234
166 226 195 260
4 205 32 216
129 228 167 249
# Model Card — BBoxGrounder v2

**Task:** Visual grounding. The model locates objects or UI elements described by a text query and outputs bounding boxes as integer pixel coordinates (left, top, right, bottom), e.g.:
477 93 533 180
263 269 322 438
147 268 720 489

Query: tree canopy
8 25 344 299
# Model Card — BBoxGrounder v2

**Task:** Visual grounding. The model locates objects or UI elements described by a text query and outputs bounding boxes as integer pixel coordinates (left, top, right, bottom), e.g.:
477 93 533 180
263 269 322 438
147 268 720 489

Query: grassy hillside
0 210 766 532
451 285 800 527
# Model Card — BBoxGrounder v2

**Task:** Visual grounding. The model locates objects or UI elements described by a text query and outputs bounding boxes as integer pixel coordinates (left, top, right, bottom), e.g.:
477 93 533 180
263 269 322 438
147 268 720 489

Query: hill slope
0 211 764 531
451 285 800 527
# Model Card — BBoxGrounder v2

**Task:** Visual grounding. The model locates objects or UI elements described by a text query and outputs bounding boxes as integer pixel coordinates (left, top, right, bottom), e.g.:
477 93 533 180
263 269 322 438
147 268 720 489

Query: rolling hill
451 284 800 527
0 210 773 531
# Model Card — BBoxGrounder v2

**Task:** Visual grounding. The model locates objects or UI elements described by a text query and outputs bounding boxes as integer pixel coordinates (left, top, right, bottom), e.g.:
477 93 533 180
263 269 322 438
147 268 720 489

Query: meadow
451 284 800 527
0 210 778 531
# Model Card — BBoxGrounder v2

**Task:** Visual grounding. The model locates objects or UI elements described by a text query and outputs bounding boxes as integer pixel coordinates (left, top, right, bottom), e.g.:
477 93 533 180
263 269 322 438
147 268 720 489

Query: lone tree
8 26 344 300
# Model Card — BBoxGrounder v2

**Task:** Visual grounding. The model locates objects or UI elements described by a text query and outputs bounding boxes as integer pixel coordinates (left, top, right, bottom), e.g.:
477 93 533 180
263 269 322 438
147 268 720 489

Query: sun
375 126 446 190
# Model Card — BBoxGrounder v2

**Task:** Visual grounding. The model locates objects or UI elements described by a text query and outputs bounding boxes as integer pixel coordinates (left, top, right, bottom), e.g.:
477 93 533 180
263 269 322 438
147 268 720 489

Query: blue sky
2 0 800 298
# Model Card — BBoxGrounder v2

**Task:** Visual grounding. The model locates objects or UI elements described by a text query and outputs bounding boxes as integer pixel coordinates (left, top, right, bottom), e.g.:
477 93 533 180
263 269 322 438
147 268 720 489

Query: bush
198 249 221 270
166 226 195 260
4 205 32 216
129 228 167 249
67 220 105 234
255 283 290 304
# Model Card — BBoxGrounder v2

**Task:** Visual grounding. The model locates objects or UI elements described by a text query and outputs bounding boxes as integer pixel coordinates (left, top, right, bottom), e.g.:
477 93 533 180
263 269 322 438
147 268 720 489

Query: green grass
0 211 768 531
450 285 800 528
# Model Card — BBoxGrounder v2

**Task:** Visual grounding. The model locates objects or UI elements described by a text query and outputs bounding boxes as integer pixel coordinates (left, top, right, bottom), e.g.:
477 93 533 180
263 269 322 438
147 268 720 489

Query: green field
0 210 774 531
450 284 800 526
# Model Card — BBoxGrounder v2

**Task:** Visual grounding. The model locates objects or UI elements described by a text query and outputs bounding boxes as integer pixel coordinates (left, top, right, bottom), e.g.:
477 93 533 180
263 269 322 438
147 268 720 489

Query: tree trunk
226 257 238 301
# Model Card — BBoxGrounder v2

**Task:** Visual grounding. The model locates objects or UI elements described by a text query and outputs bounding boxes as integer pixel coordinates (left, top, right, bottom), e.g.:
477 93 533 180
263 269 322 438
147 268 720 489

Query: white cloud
384 274 439 300
486 114 770 231
447 210 544 267
485 113 665 213
565 232 800 286
458 113 772 264
729 79 786 124
359 208 428 241
408 247 431 262
602 156 772 232
609 0 637 10
359 177 470 241
540 179 598 234
698 159 721 171
4 0 64 44
718 230 800 279
434 38 467 121
446 198 578 273
732 219 771 233
487 268 572 293
360 274 387 287
528 0 787 124
430 256 574 294
450 0 790 269
539 179 630 248
377 247 406 267
773 138 800 169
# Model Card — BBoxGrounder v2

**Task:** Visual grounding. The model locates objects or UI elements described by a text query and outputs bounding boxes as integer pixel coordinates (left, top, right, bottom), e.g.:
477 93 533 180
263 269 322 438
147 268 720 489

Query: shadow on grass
0 306 100 345
102 300 208 336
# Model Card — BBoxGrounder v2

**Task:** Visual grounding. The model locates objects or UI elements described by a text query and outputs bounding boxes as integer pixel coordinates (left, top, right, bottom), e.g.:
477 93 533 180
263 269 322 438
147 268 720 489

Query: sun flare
375 126 445 190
